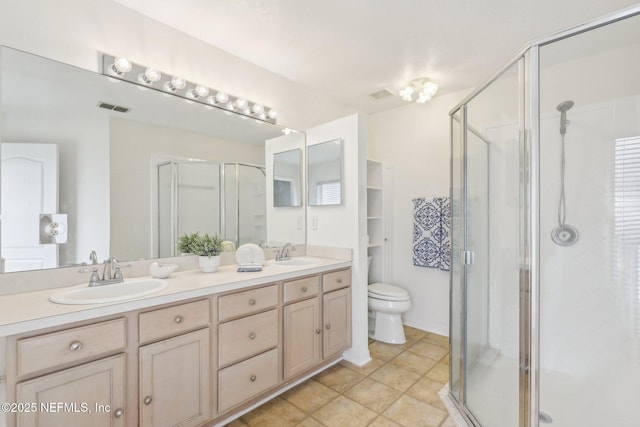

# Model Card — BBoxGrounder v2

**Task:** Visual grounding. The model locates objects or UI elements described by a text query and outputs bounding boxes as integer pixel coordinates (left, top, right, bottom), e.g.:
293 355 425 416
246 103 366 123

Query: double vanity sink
47 256 326 306
0 253 352 427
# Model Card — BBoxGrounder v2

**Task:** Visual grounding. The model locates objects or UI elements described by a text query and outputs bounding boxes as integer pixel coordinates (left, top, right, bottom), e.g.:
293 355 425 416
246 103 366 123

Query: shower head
556 100 574 112
557 100 574 135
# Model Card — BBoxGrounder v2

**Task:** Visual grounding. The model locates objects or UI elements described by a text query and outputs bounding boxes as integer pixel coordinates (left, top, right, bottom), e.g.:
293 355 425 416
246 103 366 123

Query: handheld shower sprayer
557 100 574 136
551 100 579 246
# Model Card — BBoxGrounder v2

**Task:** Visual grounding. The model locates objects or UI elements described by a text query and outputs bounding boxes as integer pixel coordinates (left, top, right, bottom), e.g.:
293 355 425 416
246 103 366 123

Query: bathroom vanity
0 257 351 427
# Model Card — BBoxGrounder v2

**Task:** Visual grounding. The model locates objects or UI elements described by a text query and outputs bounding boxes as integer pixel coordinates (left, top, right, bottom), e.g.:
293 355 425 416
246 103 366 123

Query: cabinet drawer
322 269 351 292
218 348 279 413
218 284 278 321
139 299 210 344
17 318 126 377
219 309 278 367
283 275 320 304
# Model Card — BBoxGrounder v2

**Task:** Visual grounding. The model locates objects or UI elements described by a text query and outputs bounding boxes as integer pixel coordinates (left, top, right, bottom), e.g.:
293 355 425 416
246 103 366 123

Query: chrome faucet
275 243 295 261
89 257 124 287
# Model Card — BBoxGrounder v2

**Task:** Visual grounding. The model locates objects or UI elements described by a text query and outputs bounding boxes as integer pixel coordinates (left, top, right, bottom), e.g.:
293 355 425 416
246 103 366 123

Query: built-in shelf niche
367 159 387 284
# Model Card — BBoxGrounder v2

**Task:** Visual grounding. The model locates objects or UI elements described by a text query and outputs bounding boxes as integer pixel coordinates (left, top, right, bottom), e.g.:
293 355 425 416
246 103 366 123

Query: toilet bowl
367 282 412 344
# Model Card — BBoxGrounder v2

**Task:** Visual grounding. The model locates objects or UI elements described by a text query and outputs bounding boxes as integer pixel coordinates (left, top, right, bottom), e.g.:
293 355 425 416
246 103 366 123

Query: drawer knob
114 408 124 418
337 278 343 284
144 396 153 405
69 341 82 352
250 375 257 382
326 324 331 330
315 329 321 334
302 286 308 293
174 315 183 324
249 332 256 340
249 298 256 306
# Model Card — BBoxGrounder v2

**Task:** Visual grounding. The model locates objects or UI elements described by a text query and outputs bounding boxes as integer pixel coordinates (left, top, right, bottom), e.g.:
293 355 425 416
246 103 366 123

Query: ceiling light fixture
399 78 439 104
101 53 277 124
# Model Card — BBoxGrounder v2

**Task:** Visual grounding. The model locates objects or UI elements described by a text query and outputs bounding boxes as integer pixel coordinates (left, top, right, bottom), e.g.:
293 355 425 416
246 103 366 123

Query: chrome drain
539 411 553 423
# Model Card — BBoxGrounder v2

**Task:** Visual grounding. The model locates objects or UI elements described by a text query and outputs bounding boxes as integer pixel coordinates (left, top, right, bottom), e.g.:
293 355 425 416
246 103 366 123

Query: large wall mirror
0 46 306 273
307 138 343 206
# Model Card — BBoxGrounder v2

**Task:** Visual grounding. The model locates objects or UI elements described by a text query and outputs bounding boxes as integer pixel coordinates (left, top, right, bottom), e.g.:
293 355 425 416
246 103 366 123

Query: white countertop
0 257 351 337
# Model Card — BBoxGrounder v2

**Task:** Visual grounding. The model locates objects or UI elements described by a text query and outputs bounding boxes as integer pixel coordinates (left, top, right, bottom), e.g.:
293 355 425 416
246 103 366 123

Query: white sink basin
268 257 324 267
49 278 168 305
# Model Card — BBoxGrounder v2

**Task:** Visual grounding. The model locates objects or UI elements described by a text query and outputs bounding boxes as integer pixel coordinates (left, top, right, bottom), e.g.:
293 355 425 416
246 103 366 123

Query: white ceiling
112 0 640 114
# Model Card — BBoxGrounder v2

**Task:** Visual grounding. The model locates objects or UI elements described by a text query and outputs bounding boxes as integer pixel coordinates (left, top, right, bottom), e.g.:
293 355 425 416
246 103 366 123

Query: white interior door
1 143 58 272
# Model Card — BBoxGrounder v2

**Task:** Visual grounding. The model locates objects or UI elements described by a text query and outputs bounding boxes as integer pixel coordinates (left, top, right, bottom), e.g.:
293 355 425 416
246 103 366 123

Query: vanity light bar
101 54 278 124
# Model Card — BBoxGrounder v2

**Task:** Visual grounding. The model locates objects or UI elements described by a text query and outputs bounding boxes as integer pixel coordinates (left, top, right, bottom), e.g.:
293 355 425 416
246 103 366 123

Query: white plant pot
198 255 220 273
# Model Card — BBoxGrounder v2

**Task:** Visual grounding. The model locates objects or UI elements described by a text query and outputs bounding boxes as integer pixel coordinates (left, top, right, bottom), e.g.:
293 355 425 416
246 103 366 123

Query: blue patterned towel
412 197 451 271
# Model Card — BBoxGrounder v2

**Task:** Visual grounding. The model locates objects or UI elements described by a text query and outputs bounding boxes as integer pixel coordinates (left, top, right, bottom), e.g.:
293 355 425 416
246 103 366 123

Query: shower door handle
461 250 474 265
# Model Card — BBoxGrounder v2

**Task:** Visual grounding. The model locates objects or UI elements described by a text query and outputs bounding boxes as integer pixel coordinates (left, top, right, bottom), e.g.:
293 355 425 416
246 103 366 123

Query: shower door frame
448 5 640 427
448 51 529 427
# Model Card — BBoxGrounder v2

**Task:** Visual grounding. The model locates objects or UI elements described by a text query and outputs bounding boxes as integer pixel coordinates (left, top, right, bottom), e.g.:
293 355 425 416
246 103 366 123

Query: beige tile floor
227 325 454 427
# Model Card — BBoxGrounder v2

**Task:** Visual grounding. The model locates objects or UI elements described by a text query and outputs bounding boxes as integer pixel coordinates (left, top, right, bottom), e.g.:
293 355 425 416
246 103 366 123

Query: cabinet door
139 329 211 427
283 297 321 379
323 287 352 359
16 354 126 427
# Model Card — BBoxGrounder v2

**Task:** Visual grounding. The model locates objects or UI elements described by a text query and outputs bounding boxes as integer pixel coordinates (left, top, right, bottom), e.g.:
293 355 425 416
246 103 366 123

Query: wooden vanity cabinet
15 354 127 427
283 276 322 379
5 265 352 427
7 318 129 427
138 300 211 427
283 269 352 379
322 269 352 359
216 284 280 414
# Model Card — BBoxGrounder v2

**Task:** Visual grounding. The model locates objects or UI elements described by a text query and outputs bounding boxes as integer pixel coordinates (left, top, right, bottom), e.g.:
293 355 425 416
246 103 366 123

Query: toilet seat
368 283 410 301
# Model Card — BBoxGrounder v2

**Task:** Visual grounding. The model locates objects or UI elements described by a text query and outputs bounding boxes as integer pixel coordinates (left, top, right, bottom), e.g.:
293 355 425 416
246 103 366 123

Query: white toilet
367 257 412 344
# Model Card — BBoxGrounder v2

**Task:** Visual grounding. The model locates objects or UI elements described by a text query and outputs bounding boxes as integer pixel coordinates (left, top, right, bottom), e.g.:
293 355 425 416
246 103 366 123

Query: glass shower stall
156 161 266 258
449 6 640 427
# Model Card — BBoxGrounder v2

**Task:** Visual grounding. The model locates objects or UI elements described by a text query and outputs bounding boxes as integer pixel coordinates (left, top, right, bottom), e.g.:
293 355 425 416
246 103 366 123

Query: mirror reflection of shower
551 100 579 246
155 161 266 257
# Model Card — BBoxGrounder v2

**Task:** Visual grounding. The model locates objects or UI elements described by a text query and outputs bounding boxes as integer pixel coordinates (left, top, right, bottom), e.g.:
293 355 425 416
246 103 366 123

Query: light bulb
215 92 229 103
252 104 264 114
242 107 251 115
206 95 216 105
110 57 132 75
234 98 248 109
422 81 438 98
195 85 209 97
399 86 414 102
164 76 186 92
258 112 267 120
267 110 278 119
226 101 236 110
138 67 161 85
188 85 209 99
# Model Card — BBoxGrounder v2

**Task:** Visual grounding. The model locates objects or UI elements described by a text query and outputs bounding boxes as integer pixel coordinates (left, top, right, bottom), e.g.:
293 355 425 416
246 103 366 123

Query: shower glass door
453 58 522 427
538 13 640 427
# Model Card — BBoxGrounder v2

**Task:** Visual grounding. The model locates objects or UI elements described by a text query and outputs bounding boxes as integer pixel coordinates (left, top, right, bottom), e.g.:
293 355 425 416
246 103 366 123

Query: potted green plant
177 232 224 272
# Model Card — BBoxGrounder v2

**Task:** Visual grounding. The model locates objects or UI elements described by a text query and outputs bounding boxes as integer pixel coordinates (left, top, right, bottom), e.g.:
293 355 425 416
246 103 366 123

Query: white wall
0 0 356 131
306 113 369 365
368 89 471 336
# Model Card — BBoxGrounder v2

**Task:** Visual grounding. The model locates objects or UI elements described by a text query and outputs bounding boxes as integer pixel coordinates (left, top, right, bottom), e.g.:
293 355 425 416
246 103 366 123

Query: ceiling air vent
369 88 395 100
98 102 130 113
